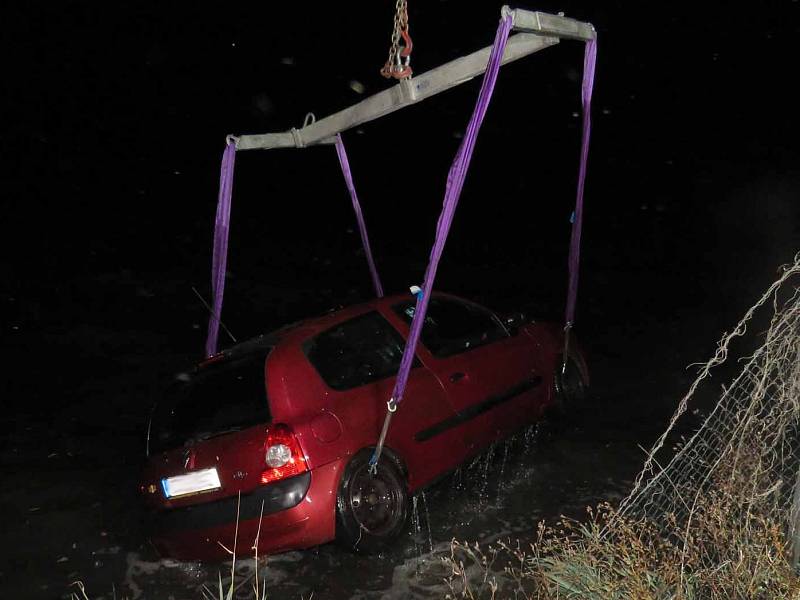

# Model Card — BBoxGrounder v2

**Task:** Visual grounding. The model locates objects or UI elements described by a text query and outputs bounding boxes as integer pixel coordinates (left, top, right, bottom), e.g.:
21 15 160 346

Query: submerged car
140 292 588 560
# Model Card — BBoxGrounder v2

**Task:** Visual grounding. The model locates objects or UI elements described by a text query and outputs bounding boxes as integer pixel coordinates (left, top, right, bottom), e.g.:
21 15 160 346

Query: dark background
6 1 799 350
2 1 799 597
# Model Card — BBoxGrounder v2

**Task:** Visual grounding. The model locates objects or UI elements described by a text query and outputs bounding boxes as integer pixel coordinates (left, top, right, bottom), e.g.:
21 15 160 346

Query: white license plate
162 468 221 498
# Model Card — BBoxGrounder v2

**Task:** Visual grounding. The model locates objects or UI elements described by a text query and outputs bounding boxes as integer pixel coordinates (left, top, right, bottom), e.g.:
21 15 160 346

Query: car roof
294 290 469 330
203 291 468 365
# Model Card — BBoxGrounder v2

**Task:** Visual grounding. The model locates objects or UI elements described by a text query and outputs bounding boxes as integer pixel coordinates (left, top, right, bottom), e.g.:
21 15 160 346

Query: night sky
3 1 800 596
6 2 799 336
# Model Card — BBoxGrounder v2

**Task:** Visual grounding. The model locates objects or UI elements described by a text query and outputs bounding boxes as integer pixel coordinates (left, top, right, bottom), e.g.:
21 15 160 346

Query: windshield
393 297 508 357
148 350 271 454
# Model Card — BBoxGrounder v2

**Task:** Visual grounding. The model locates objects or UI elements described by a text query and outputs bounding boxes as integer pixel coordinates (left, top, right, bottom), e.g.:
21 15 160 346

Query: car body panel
149 460 343 561
142 424 272 512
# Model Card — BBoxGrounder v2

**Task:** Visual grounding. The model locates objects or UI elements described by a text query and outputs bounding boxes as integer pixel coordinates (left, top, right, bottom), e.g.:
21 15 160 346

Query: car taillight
260 424 308 485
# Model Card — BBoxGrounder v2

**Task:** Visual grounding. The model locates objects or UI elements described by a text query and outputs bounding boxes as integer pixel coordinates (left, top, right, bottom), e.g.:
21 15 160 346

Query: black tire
552 356 588 418
336 451 409 554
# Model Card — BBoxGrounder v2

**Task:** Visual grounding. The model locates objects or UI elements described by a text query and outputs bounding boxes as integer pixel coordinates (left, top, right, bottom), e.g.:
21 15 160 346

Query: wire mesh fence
618 251 800 566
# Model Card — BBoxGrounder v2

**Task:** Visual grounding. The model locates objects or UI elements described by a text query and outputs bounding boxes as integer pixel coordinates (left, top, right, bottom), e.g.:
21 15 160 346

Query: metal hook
400 29 413 58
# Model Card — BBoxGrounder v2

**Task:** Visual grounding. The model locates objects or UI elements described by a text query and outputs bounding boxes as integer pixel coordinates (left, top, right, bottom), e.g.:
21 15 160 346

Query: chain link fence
618 252 800 566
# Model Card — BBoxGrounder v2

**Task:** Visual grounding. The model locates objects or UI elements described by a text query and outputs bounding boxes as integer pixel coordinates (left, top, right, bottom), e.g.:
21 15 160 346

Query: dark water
1 373 637 598
4 1 799 597
1 260 764 599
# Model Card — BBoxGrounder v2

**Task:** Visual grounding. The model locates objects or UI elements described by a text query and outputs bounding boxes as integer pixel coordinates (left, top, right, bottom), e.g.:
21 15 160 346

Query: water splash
479 442 496 507
420 491 434 554
410 494 421 557
496 439 511 506
523 422 540 454
451 467 463 498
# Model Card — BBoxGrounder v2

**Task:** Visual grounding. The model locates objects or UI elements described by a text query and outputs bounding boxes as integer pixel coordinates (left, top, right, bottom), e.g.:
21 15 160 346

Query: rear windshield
149 350 271 454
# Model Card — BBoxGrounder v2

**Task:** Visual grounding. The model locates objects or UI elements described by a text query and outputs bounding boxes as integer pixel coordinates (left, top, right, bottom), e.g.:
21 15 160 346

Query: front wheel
552 356 588 418
336 451 408 553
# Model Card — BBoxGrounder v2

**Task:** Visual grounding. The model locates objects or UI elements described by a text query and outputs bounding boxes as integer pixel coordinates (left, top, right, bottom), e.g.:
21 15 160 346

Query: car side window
393 298 509 358
304 311 412 391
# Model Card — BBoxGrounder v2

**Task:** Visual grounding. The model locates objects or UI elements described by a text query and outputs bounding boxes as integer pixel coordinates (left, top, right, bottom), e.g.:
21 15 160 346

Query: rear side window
149 350 271 454
393 297 508 357
304 312 408 391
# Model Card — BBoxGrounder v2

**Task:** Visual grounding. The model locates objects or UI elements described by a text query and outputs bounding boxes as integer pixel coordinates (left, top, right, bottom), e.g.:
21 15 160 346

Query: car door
302 310 469 489
392 297 543 454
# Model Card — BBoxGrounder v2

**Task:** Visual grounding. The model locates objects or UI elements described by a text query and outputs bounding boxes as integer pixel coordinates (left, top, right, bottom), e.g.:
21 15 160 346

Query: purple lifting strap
565 38 597 327
371 21 597 467
205 141 236 358
205 135 385 356
334 134 385 298
388 15 514 409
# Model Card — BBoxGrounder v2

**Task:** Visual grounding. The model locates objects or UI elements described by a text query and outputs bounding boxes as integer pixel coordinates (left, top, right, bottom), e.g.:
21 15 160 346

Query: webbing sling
369 14 514 469
370 18 596 469
204 137 384 356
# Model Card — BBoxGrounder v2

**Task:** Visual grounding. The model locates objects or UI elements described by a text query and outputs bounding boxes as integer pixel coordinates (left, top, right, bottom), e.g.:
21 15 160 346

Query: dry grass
442 495 800 599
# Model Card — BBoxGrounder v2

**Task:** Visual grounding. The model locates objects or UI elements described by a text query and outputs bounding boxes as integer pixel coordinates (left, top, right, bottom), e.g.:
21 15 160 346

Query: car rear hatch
143 341 307 514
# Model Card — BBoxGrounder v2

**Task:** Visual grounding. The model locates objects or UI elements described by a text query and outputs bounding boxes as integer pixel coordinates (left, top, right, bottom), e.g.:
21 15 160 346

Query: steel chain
381 0 412 79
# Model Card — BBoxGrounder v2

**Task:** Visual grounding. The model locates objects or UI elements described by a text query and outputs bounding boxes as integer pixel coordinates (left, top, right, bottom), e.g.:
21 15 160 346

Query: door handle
449 371 466 383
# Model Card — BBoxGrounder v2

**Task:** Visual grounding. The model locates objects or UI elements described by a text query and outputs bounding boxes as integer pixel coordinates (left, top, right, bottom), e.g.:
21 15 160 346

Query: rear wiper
189 426 244 444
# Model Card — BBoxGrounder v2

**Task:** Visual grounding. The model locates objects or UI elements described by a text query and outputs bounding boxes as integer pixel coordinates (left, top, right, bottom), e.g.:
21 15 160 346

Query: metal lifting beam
235 7 595 152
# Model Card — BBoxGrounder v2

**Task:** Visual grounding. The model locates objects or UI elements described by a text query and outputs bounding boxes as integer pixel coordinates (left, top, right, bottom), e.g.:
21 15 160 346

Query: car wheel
552 356 588 417
336 451 408 553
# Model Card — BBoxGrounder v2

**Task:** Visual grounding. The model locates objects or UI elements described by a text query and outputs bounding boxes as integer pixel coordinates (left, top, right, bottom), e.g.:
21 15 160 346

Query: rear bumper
150 472 311 533
147 460 343 560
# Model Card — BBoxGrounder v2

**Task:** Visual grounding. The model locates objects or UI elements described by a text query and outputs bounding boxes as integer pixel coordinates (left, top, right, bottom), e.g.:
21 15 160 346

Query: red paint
310 410 343 443
141 293 587 560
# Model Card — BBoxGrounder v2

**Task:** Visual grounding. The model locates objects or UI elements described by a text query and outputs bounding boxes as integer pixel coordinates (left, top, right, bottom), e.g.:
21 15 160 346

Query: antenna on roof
191 286 237 344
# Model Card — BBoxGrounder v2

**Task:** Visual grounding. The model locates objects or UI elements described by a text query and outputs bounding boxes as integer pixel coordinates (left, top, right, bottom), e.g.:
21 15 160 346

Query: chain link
381 0 412 79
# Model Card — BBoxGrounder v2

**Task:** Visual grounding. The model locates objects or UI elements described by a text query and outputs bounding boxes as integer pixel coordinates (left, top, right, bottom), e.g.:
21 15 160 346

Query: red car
140 292 588 560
